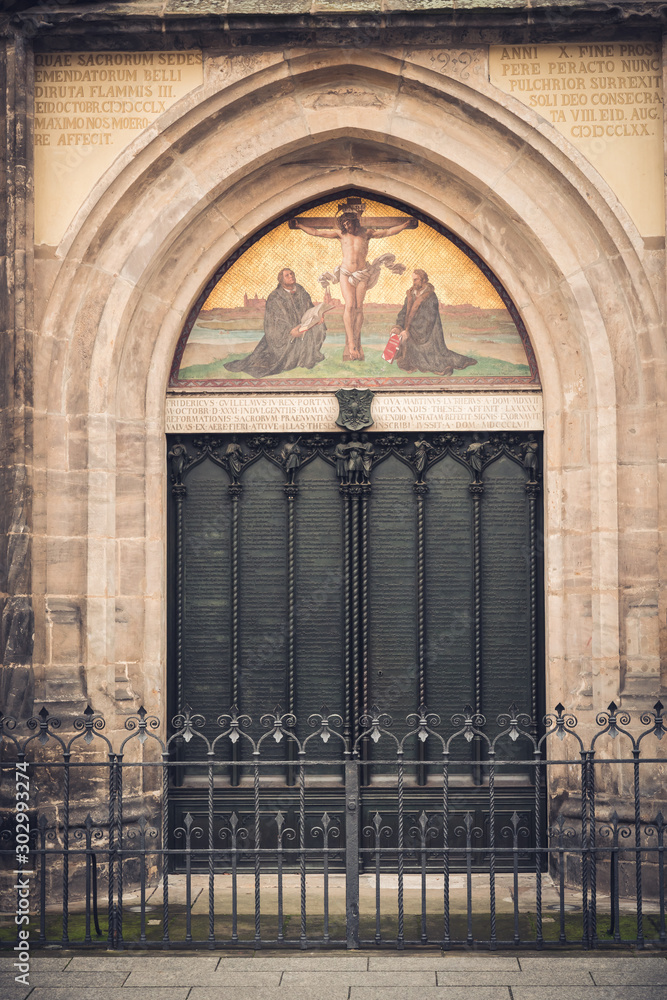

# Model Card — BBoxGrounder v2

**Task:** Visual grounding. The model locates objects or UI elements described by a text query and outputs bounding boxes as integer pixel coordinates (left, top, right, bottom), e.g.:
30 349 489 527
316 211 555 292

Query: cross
288 196 418 232
288 197 417 361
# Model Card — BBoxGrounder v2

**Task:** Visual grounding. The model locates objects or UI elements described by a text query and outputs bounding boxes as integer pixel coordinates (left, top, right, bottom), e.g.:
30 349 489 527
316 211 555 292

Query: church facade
2 1 667 863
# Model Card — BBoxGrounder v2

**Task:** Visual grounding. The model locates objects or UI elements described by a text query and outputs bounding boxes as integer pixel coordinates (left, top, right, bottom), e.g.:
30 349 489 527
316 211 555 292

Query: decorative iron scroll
0 700 665 952
167 429 541 487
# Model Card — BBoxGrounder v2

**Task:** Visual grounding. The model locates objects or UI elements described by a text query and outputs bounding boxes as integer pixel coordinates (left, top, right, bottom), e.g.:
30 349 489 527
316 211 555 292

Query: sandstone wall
1 21 665 761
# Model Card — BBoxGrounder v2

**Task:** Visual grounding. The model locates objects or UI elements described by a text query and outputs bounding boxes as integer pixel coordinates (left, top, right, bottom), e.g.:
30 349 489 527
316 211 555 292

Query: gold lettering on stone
34 51 203 246
165 394 543 433
489 42 664 238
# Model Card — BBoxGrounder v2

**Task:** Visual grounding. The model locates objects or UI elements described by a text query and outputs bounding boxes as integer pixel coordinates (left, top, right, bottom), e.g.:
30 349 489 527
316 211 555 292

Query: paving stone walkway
1 952 666 1000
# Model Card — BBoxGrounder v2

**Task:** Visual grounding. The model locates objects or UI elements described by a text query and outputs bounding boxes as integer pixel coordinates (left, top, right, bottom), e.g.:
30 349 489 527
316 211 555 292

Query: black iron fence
0 700 665 950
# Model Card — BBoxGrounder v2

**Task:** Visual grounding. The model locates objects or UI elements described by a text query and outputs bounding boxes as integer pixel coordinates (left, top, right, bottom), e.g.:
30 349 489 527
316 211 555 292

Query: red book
382 332 402 363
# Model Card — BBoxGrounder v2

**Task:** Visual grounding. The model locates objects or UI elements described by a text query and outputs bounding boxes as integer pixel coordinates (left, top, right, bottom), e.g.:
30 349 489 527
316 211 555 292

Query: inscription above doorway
165 392 544 434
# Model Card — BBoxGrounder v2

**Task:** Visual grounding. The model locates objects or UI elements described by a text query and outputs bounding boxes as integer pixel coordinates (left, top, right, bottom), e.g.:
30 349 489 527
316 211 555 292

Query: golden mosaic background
203 197 505 311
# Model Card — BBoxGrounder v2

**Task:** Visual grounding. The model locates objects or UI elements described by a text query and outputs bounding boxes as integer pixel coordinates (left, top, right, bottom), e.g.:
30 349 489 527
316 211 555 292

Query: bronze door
167 430 544 862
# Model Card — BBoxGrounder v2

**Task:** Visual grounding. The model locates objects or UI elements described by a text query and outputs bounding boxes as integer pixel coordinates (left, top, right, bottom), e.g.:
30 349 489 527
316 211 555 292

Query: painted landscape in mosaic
170 196 539 390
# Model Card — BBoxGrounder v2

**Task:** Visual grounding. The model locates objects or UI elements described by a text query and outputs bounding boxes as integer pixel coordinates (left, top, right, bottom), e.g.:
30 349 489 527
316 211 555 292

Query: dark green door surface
167 430 544 868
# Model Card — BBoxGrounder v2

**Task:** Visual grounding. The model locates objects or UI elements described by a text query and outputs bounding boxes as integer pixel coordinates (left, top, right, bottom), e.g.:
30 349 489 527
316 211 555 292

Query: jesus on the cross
289 199 417 361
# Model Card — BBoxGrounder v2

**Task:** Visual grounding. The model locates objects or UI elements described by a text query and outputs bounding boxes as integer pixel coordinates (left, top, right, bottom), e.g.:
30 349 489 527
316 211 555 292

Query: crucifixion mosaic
169 193 540 391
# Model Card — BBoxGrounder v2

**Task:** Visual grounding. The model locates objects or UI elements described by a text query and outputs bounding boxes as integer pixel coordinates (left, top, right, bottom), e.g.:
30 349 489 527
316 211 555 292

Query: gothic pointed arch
31 51 664 727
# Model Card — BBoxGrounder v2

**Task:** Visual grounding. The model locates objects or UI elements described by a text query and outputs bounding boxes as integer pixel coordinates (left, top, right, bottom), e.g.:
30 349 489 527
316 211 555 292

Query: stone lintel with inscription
165 393 543 433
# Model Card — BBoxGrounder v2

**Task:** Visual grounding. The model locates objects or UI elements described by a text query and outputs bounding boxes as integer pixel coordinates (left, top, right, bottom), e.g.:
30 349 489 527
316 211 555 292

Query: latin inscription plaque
489 42 664 238
165 393 543 433
34 51 203 246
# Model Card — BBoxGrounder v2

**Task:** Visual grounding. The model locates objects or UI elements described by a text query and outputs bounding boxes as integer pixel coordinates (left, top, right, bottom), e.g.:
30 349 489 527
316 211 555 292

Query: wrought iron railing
0 700 665 950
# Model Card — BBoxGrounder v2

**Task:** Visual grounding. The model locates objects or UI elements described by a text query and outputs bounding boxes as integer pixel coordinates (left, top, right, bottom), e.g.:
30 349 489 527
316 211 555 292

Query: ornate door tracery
167 428 544 867
167 430 543 762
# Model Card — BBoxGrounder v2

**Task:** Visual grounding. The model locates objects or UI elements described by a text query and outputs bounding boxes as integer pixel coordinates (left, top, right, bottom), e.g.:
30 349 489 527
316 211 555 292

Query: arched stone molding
32 50 665 726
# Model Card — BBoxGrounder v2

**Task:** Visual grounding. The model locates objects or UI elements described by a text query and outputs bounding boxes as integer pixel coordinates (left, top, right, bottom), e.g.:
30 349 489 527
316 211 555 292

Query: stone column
0 25 34 720
661 28 667 696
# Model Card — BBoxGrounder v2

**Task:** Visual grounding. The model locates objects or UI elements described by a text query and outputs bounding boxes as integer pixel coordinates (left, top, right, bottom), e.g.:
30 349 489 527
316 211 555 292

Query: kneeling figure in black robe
392 270 477 376
225 269 326 378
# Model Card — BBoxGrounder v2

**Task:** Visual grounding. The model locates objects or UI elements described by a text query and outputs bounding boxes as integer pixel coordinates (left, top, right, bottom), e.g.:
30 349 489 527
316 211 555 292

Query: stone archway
32 50 665 731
